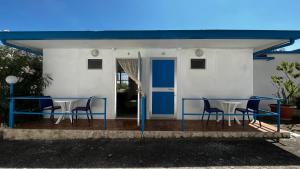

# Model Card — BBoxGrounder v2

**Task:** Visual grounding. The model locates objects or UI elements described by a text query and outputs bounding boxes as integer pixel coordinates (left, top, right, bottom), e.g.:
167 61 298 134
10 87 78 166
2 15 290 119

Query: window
191 59 206 69
116 72 129 90
88 59 102 69
116 72 129 85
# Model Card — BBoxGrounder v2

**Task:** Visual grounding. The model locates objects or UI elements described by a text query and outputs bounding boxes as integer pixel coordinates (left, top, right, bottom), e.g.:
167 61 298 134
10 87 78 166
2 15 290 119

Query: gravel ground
0 138 300 168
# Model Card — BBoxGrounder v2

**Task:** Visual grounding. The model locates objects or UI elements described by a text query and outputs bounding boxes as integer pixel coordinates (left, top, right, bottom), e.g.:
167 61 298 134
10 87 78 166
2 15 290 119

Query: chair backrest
203 98 211 110
247 96 260 111
86 96 96 109
39 96 54 110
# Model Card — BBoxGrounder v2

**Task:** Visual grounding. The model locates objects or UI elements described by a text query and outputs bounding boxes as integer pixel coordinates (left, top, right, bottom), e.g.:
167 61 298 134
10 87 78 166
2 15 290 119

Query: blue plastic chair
202 98 224 126
71 97 94 124
39 96 61 123
234 96 261 127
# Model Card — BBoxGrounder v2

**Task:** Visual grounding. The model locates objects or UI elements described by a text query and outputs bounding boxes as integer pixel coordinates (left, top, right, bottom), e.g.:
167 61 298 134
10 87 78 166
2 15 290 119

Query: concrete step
1 128 290 140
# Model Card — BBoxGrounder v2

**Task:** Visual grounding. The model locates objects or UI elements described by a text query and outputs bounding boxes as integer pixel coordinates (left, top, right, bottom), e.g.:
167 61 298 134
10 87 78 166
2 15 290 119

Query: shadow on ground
0 138 299 168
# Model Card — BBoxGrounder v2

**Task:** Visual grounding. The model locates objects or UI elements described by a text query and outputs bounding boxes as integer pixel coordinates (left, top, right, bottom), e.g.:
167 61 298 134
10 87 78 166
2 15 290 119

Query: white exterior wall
254 54 300 109
43 48 253 120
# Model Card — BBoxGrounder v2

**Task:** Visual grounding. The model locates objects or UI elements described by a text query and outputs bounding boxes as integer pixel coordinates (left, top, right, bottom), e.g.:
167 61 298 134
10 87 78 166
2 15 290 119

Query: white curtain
117 59 140 86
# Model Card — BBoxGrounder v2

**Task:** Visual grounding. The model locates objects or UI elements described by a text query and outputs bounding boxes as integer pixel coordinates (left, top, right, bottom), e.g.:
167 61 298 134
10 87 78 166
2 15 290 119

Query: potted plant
270 61 300 120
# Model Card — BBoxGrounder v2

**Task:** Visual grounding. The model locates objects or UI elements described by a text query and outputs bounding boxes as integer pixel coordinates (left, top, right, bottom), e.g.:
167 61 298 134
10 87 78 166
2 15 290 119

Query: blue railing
141 95 146 135
182 96 281 132
9 96 107 129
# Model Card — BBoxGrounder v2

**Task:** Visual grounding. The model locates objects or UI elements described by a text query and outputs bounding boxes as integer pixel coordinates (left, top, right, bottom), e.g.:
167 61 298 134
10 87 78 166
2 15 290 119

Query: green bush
0 46 52 124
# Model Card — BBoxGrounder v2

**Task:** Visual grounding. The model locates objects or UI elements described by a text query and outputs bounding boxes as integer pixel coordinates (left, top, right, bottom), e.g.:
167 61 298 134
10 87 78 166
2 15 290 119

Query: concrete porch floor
1 119 290 140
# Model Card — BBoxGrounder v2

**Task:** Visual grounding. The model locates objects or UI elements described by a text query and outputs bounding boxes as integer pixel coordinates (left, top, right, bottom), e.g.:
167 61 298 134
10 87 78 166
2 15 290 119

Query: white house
1 30 300 124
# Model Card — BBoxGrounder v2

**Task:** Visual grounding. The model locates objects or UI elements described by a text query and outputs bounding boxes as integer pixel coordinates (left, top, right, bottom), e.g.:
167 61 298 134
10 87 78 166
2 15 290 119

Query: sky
0 0 300 49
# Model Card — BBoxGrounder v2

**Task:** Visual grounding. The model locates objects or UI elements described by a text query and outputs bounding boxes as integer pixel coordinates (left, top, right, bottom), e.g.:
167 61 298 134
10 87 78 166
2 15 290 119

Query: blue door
152 59 175 115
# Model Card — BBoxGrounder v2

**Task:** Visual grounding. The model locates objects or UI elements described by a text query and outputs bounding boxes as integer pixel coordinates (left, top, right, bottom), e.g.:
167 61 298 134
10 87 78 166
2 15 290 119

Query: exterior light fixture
5 75 18 84
195 48 204 57
91 49 99 57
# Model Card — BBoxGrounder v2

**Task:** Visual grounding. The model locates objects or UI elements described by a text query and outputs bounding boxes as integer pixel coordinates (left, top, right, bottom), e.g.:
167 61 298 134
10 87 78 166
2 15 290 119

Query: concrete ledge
2 129 142 140
143 131 290 139
2 128 290 140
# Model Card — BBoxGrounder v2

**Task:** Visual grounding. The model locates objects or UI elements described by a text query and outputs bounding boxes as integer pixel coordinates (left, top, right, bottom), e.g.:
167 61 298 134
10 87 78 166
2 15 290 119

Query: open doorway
116 59 138 118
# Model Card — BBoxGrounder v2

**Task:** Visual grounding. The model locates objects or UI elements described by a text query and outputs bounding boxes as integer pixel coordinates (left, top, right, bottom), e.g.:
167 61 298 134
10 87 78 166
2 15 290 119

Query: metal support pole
141 96 145 135
104 98 107 129
9 83 14 128
181 98 184 130
276 99 281 132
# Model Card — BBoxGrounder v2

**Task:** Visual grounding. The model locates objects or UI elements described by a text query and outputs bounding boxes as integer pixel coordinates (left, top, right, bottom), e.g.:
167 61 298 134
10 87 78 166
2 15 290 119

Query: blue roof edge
1 30 300 40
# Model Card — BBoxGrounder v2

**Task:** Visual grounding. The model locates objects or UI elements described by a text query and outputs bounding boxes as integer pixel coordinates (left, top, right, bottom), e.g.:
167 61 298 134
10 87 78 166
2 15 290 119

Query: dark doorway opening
116 60 137 118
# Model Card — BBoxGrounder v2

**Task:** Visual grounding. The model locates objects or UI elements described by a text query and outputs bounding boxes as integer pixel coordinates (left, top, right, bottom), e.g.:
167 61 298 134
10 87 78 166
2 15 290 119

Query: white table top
221 101 241 104
53 99 78 103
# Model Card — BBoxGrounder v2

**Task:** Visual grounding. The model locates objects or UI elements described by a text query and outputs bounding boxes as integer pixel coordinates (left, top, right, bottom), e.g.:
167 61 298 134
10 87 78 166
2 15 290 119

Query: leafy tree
0 46 52 123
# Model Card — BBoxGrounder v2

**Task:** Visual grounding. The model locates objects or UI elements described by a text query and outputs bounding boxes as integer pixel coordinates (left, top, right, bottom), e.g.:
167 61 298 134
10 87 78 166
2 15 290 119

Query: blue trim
253 56 275 61
1 40 43 55
181 98 184 130
1 30 300 40
8 84 14 128
141 96 146 135
14 112 105 115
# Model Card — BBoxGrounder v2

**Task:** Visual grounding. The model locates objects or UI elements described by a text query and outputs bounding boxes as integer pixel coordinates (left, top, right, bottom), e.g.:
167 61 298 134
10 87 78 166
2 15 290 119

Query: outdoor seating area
7 94 283 137
10 96 107 129
181 96 281 132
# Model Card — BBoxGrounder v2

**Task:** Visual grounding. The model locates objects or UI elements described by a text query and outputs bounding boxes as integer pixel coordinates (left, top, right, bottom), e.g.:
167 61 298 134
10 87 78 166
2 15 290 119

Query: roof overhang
1 30 300 56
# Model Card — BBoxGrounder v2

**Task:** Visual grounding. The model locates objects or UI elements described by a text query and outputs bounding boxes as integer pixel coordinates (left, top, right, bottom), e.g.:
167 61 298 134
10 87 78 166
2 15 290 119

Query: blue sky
1 0 300 49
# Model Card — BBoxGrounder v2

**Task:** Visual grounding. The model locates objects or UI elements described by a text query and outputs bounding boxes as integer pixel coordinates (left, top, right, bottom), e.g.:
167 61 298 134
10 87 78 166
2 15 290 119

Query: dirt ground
0 138 300 169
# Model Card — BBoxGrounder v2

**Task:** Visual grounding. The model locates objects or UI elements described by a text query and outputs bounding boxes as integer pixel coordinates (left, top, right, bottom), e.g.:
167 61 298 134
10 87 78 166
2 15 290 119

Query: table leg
68 101 73 123
233 104 241 125
55 102 65 124
228 103 231 126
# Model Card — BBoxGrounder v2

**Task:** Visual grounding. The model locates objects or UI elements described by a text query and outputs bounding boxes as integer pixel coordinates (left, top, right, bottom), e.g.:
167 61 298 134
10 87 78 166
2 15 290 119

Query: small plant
271 61 300 105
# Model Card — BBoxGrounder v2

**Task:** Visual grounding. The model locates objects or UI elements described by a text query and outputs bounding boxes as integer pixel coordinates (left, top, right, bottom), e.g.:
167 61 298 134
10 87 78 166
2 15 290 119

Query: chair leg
50 109 55 124
206 113 211 126
76 110 78 123
201 110 205 121
86 110 90 125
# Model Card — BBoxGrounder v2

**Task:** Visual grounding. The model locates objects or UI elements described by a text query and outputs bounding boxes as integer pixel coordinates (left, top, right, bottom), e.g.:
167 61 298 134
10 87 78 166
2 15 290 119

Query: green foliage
0 46 52 123
271 61 300 105
117 83 129 91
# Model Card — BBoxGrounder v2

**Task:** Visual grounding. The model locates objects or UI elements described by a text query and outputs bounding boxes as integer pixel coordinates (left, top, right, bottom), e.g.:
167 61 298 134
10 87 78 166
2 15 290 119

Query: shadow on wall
0 138 299 168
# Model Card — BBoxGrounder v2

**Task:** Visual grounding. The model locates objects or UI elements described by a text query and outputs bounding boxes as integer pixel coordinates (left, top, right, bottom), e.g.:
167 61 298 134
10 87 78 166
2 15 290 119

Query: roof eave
1 30 300 40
